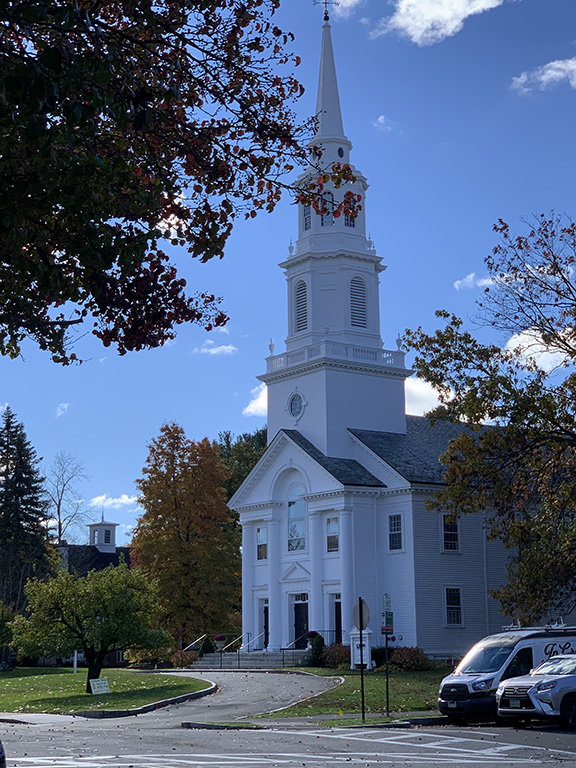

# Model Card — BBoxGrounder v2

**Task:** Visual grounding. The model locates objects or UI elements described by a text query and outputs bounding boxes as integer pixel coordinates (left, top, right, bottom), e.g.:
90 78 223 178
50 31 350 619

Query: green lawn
268 666 451 718
0 667 210 714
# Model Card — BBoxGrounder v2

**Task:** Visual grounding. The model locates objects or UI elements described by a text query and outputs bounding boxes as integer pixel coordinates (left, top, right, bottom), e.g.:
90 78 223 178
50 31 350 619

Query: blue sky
2 0 575 543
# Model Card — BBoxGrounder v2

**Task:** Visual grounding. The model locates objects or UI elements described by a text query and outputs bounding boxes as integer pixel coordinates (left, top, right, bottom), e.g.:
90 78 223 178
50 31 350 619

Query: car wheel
560 695 576 729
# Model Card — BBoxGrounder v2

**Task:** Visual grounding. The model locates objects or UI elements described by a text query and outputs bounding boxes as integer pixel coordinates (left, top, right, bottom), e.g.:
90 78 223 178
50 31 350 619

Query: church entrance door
335 599 342 644
263 605 269 648
294 601 308 649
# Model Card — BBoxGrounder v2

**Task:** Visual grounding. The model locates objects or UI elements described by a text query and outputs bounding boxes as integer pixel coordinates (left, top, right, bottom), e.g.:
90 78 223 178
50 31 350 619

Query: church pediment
280 562 311 582
229 430 352 510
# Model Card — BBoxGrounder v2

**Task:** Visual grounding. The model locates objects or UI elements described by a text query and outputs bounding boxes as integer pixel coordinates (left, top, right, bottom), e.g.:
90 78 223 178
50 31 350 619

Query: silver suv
496 653 576 728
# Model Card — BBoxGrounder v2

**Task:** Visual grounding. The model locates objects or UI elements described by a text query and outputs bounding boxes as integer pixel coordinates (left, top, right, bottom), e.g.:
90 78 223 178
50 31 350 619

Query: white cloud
334 0 366 18
372 0 507 46
505 329 571 373
453 272 494 291
0 402 8 414
193 340 238 356
243 382 267 417
373 114 394 132
55 402 69 418
405 377 443 415
511 57 576 94
90 493 139 510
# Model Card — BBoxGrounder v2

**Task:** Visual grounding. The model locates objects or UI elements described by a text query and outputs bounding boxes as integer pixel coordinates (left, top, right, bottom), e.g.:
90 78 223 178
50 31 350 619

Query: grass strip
0 667 209 714
263 666 451 718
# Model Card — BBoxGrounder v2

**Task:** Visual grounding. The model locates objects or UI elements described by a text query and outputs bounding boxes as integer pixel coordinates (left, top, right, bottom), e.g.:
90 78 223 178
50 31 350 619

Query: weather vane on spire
313 0 339 22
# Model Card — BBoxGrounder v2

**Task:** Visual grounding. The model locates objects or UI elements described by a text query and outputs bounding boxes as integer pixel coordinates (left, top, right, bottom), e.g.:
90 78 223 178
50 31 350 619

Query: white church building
230 15 508 658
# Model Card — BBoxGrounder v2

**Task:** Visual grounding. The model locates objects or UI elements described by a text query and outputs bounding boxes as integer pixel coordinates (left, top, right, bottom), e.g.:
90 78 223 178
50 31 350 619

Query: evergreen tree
0 407 52 611
132 423 240 646
217 427 267 501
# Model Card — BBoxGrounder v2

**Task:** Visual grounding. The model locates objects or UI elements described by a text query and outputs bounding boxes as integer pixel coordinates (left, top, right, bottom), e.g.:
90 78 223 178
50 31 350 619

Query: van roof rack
501 619 576 632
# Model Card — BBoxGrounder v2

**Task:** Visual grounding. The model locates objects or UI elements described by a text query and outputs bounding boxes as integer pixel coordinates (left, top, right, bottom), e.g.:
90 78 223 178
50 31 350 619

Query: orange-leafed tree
132 423 240 647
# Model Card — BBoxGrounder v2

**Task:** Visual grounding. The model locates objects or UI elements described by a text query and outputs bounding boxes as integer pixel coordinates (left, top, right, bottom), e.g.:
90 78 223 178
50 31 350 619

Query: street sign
381 610 394 634
353 598 370 630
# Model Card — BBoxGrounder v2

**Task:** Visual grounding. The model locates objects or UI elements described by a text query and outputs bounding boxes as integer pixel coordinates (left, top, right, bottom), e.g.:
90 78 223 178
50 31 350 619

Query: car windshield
531 657 576 676
456 641 516 674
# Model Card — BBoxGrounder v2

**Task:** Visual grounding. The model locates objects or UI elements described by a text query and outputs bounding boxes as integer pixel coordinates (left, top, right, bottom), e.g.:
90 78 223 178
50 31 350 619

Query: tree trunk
84 649 106 694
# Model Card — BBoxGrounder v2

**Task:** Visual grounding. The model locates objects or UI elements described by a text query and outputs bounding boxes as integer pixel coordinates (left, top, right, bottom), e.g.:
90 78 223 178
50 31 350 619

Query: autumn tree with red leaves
0 0 318 363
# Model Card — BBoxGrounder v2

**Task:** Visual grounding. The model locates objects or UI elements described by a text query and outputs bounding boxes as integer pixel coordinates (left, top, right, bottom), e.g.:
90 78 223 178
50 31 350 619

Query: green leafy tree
0 406 52 611
216 427 267 501
132 423 240 647
0 601 15 666
11 562 171 692
0 0 310 363
405 213 576 623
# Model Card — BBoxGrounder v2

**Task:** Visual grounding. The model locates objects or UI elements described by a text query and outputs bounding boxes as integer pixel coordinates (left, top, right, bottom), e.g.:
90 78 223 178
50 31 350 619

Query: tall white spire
311 19 352 168
315 20 346 142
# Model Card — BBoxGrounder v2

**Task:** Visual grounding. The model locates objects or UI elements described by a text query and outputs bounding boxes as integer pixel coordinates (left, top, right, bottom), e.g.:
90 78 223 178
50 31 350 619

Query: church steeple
259 13 409 456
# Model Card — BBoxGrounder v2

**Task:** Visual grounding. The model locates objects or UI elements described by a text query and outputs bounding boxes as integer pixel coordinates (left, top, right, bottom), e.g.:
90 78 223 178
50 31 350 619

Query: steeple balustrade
266 341 405 373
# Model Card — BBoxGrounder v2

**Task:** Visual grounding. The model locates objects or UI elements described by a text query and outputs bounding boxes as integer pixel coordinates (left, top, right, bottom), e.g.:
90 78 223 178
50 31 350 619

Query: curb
181 721 263 731
74 682 217 719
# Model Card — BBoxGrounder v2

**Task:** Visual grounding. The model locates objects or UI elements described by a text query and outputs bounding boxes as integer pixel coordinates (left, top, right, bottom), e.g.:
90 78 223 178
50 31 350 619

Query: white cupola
88 514 118 553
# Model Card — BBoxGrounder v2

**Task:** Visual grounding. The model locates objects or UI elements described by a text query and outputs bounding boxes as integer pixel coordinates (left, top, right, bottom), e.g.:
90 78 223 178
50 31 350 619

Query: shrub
124 646 172 668
170 649 198 667
371 645 394 668
321 643 350 669
198 636 216 657
310 633 325 666
388 646 431 671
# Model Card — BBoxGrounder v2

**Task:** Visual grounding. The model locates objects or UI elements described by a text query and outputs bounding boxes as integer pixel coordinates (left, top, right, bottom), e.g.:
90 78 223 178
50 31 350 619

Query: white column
339 508 354 645
241 522 255 648
267 517 282 651
309 510 323 632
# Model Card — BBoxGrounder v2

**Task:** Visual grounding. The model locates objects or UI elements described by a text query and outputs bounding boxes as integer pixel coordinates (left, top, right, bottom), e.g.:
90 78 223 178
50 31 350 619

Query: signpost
380 594 394 717
353 597 370 724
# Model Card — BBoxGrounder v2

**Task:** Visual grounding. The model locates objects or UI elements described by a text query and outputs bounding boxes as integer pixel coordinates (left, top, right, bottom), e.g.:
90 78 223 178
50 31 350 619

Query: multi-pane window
303 204 311 231
445 587 463 625
257 526 268 560
327 517 339 553
295 280 308 333
104 529 111 544
288 484 306 551
350 277 367 328
344 211 356 228
320 192 334 227
388 514 402 551
443 515 459 551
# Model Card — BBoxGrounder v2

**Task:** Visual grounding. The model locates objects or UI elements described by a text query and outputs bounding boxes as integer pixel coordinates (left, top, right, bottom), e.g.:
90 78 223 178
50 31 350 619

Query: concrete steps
188 649 310 670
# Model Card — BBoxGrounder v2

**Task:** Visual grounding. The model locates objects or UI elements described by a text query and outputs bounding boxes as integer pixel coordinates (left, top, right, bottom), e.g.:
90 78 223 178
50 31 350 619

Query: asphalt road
2 671 576 767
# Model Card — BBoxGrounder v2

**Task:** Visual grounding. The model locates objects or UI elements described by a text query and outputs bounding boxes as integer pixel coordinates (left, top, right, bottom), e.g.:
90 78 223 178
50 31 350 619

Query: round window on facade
289 392 304 419
338 147 344 158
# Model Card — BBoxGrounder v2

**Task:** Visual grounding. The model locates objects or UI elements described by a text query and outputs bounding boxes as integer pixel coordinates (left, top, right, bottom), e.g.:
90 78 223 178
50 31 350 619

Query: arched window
321 192 334 227
295 280 308 333
287 483 306 551
104 529 111 544
350 276 367 328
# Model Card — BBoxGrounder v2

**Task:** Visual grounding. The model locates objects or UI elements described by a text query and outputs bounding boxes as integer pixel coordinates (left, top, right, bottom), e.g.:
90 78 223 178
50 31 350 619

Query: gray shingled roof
282 429 385 487
350 415 468 484
64 545 131 576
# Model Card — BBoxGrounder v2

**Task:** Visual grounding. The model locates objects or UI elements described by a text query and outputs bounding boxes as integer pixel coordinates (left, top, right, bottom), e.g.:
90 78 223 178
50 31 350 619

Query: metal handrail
222 632 246 653
183 633 206 652
281 631 309 651
244 631 264 651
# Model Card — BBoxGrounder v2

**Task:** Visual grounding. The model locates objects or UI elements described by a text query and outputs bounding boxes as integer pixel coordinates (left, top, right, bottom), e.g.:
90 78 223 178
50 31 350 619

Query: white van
438 626 576 722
